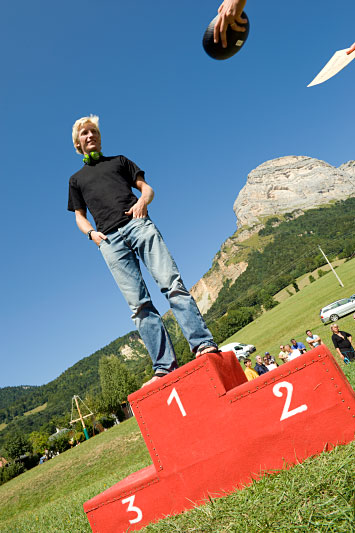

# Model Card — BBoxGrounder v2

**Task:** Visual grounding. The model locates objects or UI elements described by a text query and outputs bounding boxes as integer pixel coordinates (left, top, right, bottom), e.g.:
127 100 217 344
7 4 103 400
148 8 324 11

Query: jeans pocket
99 238 109 248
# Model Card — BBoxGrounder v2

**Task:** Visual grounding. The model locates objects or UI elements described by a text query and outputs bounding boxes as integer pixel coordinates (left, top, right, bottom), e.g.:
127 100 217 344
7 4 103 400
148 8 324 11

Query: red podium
84 346 355 532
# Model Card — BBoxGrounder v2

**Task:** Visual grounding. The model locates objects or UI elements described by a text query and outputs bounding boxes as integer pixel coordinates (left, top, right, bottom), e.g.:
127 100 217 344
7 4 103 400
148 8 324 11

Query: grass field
1 259 354 532
274 259 346 303
0 418 151 532
224 257 355 365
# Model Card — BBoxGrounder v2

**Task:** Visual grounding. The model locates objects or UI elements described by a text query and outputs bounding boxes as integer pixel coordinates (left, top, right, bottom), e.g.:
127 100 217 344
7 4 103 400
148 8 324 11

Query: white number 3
121 495 143 524
273 381 308 421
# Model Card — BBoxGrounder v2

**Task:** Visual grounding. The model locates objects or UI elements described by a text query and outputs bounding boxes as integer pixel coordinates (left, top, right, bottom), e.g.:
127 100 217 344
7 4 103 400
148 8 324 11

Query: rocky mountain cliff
234 156 355 227
191 156 355 314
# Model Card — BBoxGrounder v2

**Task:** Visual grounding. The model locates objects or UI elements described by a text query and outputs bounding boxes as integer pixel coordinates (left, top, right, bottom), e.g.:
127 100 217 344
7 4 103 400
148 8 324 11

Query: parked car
319 297 355 324
219 342 256 361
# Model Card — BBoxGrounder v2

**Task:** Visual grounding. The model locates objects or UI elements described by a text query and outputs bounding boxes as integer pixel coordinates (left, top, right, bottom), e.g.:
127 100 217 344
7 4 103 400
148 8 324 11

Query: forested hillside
0 386 40 422
205 198 355 323
1 198 354 449
0 332 147 447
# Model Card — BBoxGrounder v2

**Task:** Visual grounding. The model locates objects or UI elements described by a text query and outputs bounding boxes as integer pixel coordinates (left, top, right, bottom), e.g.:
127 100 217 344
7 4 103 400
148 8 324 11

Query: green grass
1 258 354 532
224 257 355 366
274 259 346 303
225 233 275 266
0 417 151 532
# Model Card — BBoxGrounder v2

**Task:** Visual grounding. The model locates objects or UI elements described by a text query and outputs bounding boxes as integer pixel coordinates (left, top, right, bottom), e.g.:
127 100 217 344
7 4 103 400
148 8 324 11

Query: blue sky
1 0 354 387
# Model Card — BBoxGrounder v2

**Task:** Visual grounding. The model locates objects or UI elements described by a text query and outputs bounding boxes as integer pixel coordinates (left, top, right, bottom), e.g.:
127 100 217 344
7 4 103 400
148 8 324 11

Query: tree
0 462 25 486
174 338 192 366
28 431 49 455
292 280 300 292
259 290 278 310
4 433 32 461
99 355 138 416
262 294 279 310
48 429 72 453
209 308 254 344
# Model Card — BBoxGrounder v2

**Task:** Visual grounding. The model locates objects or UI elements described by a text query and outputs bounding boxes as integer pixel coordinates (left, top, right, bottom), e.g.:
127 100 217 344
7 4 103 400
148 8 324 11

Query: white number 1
167 387 186 417
273 381 308 421
121 495 142 524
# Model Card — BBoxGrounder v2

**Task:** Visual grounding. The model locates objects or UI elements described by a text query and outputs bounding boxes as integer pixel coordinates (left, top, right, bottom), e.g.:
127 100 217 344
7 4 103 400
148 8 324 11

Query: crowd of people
243 325 355 381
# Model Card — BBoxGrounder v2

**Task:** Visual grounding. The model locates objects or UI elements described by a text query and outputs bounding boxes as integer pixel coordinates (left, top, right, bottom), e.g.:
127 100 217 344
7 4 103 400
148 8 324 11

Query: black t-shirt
67 155 145 233
332 331 352 351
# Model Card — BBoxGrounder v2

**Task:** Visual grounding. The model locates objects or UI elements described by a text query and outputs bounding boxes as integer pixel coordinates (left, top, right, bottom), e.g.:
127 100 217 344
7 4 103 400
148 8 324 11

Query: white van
219 342 256 361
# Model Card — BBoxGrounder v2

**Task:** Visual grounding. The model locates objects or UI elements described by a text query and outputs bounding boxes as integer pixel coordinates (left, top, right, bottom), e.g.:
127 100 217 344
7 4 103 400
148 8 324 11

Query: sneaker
343 357 350 365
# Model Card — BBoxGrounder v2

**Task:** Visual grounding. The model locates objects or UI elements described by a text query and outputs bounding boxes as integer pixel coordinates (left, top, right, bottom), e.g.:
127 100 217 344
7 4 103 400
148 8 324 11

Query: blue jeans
99 217 214 374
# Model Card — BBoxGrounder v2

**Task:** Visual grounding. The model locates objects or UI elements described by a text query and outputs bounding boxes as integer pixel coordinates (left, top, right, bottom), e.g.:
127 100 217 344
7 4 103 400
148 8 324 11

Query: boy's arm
75 208 107 246
125 177 154 218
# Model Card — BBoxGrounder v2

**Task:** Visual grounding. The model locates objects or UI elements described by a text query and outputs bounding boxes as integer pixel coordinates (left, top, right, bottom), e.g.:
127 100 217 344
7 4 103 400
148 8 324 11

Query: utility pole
318 245 344 287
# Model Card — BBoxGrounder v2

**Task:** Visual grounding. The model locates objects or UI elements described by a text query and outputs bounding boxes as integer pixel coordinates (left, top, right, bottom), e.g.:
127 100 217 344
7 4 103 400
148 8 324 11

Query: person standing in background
331 324 355 363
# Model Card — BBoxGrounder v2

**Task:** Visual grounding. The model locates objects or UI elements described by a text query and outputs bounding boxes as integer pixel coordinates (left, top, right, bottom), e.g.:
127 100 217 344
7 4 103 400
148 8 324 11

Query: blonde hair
72 114 101 154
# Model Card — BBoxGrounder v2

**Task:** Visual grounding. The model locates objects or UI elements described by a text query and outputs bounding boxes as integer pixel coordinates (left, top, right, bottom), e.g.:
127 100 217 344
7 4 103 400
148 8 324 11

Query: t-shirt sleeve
68 177 87 212
122 156 145 186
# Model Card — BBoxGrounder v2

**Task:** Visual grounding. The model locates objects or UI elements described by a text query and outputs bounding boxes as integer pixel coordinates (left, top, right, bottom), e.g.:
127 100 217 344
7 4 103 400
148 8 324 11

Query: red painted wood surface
84 346 355 532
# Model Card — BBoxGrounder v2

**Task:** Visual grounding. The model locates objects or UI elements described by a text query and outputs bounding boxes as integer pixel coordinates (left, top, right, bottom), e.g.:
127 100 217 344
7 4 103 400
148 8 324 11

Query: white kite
307 48 355 87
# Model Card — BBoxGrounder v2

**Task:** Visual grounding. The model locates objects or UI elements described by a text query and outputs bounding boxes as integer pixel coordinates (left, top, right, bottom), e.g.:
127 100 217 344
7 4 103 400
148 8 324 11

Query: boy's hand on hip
125 199 147 218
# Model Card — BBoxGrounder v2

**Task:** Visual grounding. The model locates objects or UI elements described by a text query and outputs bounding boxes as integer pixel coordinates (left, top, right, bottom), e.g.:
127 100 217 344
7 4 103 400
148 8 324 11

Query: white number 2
167 387 186 417
273 381 308 421
121 495 143 524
